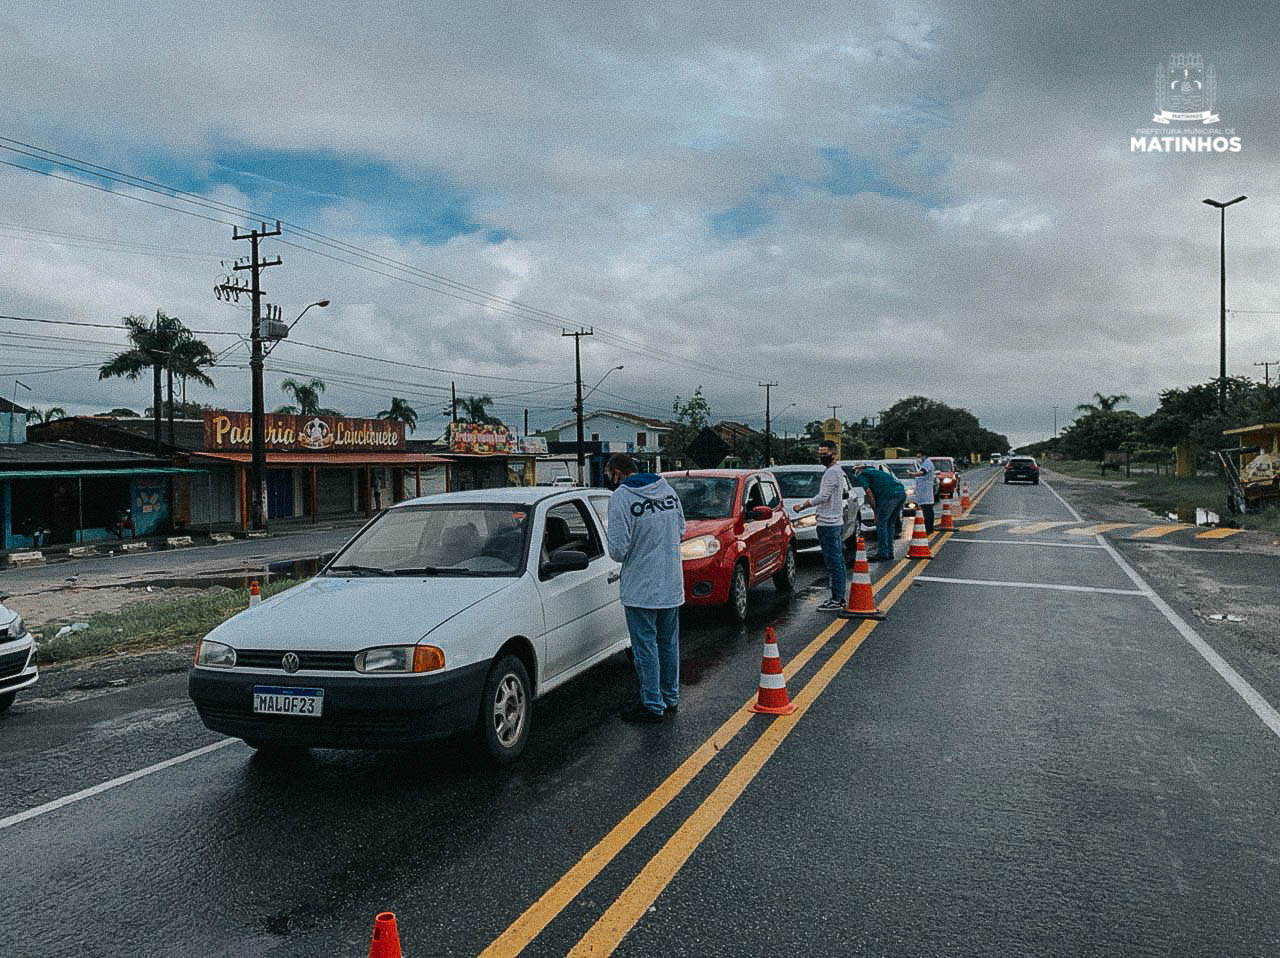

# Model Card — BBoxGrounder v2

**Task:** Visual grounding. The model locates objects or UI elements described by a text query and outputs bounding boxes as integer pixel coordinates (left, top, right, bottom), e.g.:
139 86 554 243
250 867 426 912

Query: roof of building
0 440 170 469
550 409 672 432
0 397 28 414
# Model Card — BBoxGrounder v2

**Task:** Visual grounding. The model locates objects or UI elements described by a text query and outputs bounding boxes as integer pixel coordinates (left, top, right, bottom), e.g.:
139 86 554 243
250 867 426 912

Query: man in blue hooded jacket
605 454 686 724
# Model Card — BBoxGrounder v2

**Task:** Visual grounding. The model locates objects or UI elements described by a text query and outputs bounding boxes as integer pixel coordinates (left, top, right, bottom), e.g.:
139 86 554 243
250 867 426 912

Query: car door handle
607 571 621 583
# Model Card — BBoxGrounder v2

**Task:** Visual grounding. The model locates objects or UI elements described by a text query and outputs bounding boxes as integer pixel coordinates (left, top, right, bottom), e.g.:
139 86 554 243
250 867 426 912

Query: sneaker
621 704 665 724
664 703 679 716
817 598 844 612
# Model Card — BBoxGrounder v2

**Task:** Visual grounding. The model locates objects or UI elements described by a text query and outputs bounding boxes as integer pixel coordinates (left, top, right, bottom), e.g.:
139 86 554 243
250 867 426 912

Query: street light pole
576 363 623 483
8 379 31 443
1203 195 1246 410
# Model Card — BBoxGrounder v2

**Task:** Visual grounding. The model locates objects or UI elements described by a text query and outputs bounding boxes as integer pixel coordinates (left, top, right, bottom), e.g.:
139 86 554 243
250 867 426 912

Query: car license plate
252 685 324 717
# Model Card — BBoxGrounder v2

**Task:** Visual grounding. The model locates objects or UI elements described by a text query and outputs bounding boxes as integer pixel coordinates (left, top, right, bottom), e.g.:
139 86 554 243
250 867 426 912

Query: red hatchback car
930 457 959 500
663 469 797 622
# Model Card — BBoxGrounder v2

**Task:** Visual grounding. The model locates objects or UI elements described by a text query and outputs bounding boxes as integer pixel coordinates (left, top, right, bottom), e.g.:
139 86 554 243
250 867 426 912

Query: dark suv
1004 456 1040 484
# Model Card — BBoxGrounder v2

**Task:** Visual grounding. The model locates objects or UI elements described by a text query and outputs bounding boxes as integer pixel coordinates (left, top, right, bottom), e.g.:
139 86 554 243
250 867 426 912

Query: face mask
819 453 834 466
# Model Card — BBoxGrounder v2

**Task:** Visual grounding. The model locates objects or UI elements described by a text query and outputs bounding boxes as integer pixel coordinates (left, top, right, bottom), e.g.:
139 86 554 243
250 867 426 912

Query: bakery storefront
187 411 450 528
446 423 538 490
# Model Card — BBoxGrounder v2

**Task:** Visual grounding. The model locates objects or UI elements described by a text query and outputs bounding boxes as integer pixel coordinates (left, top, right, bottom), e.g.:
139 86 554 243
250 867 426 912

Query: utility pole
1052 406 1059 437
232 222 282 531
759 381 778 465
524 408 529 438
1203 195 1246 410
1253 360 1280 387
563 328 593 484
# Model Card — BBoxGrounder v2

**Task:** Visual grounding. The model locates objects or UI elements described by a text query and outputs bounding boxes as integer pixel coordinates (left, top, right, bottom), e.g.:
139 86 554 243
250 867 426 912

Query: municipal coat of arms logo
1154 53 1218 124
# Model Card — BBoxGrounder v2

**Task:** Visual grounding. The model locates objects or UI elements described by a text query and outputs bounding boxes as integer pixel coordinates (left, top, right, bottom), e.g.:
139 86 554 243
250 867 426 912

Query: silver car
768 464 871 552
0 594 38 714
189 487 630 763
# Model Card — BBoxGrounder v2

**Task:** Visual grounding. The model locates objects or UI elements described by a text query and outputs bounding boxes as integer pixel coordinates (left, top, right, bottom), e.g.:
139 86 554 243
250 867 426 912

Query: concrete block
8 551 45 566
245 531 270 539
120 541 150 553
166 536 194 548
69 546 97 558
209 532 236 544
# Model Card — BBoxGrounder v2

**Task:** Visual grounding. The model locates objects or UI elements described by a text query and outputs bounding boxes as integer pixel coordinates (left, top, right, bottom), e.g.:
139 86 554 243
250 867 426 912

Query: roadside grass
1043 460 1280 532
36 579 300 665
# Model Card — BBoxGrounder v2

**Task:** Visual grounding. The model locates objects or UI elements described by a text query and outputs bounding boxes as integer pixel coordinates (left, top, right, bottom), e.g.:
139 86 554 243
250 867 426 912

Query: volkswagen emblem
281 652 300 673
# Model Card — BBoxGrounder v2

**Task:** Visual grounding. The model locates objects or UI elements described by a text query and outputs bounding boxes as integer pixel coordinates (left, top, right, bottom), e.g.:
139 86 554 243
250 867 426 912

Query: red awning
190 451 450 467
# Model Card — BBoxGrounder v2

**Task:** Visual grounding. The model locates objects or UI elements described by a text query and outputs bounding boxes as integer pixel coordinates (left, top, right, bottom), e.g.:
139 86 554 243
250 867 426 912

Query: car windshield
931 458 955 472
326 503 530 576
772 472 822 498
883 462 914 478
668 476 737 519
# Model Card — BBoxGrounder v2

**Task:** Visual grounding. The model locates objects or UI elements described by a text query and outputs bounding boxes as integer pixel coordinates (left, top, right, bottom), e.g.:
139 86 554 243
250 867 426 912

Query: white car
769 464 872 551
189 487 629 763
0 595 38 713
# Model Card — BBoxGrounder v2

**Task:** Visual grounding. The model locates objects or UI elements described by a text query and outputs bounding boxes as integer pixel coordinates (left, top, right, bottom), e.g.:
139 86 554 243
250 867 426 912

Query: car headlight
355 645 445 673
194 639 237 668
793 514 817 528
6 615 25 639
680 535 721 561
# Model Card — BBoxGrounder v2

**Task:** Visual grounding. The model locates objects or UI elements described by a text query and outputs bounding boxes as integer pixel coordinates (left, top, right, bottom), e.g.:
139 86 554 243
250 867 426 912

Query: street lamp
263 299 330 357
252 299 330 531
1203 195 1246 409
576 364 623 484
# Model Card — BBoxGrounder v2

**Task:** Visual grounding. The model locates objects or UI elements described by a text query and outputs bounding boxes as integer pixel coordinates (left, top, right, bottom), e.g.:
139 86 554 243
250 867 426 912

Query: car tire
772 543 797 594
1032 478 1040 485
0 691 16 714
1003 477 1010 484
726 562 750 623
478 654 532 764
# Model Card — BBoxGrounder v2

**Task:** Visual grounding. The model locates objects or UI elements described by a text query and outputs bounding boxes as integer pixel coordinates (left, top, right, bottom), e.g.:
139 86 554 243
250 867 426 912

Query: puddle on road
74 554 333 593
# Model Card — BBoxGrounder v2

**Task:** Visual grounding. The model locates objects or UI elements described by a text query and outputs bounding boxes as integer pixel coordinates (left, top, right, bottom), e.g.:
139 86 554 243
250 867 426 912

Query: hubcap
491 674 527 747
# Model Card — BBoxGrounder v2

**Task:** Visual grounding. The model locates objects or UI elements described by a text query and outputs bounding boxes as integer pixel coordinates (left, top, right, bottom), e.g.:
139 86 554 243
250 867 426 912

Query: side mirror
749 505 773 522
541 549 589 577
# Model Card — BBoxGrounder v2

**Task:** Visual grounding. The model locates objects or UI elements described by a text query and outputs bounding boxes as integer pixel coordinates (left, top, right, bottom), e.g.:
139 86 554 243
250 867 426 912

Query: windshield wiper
391 566 486 576
326 564 389 577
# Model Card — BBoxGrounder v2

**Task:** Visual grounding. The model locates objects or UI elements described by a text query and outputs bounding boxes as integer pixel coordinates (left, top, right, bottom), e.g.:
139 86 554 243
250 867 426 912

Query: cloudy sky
2 0 1277 449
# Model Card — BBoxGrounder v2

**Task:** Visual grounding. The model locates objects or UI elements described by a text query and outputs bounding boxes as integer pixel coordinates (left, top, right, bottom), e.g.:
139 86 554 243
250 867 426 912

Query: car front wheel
479 654 531 764
726 562 750 623
773 543 797 594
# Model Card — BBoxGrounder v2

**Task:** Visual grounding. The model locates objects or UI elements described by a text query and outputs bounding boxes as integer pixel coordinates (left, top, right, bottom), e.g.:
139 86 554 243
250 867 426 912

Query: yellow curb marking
1131 524 1190 539
1195 527 1244 539
1007 521 1075 534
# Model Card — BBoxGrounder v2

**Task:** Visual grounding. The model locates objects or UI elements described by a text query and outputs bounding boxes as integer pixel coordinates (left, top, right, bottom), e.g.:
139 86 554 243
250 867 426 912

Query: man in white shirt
792 439 847 612
909 452 936 533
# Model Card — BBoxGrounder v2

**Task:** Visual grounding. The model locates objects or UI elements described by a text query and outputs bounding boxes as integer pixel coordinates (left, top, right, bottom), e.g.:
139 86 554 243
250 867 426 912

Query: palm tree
99 311 185 454
452 394 501 425
166 331 216 437
377 397 418 433
25 406 66 424
278 377 328 416
1076 392 1130 414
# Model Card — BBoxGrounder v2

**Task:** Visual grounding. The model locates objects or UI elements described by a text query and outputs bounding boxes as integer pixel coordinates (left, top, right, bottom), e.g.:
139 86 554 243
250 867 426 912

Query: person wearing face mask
908 451 936 534
791 439 847 612
605 453 686 723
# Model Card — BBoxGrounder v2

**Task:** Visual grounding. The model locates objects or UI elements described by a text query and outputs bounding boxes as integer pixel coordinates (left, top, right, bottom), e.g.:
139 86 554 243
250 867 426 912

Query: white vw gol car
189 487 629 763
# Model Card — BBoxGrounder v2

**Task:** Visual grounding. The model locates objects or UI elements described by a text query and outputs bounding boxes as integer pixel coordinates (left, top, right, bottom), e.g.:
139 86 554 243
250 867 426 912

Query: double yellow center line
482 472 996 956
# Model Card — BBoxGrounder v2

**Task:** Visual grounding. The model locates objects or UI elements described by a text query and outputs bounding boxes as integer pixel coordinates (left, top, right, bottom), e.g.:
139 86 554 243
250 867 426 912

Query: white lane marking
914 575 1146 596
1096 537 1280 740
947 537 1105 550
0 738 237 831
1042 479 1085 522
1045 478 1280 740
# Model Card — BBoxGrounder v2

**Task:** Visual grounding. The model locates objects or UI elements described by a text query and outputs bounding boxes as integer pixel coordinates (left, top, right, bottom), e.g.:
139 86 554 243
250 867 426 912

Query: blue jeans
874 493 906 558
625 606 680 714
815 524 847 602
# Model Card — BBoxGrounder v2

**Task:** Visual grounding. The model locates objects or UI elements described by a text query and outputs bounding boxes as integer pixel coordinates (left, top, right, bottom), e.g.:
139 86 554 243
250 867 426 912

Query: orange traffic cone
960 481 971 513
907 514 932 559
367 912 403 958
750 627 797 715
248 579 262 608
839 536 886 619
938 499 954 531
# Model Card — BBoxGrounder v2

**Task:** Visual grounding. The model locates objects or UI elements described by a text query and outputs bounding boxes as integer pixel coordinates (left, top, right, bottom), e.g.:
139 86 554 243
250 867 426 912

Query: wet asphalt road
2 470 1279 956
